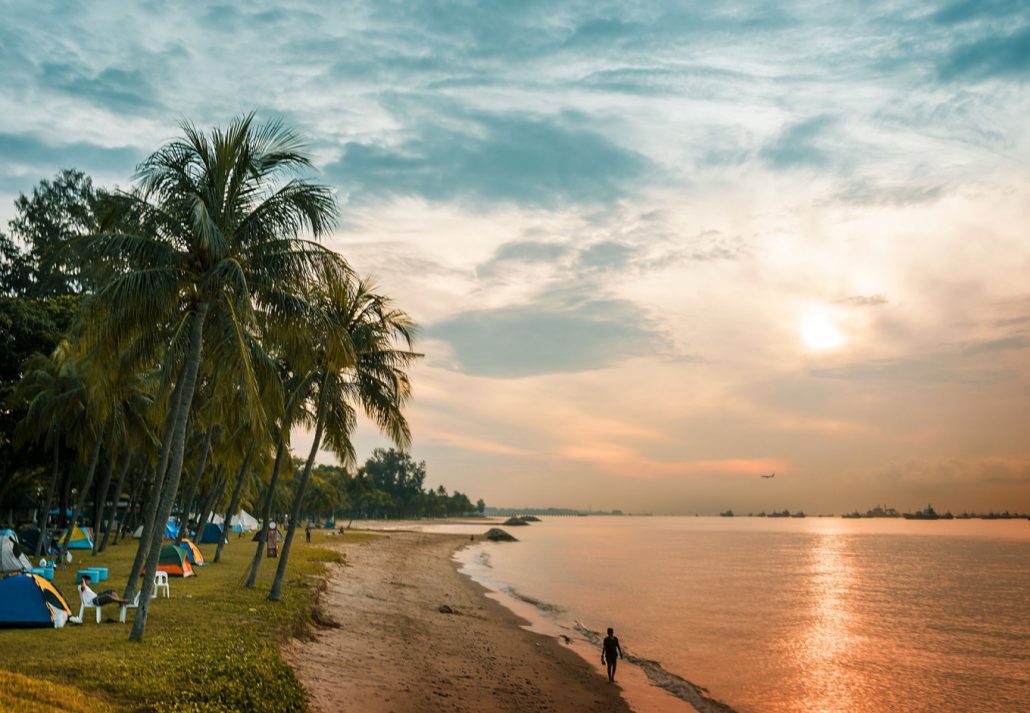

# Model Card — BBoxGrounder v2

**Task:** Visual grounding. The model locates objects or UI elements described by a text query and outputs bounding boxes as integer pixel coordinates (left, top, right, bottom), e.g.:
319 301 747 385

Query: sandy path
283 531 632 713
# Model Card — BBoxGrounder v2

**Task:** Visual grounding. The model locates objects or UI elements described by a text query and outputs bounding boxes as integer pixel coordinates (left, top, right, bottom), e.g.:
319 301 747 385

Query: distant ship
767 510 791 518
719 510 735 517
903 504 950 520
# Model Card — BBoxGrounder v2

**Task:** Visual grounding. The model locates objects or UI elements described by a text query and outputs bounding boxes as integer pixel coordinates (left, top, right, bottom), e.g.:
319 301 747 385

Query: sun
801 311 843 350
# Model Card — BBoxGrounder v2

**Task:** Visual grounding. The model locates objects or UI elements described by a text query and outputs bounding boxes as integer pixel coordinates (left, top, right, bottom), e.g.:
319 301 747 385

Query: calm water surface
451 517 1030 712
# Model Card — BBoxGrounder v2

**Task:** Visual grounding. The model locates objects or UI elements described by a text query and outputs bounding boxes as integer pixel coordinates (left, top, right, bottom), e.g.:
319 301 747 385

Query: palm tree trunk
246 438 285 588
117 470 145 545
193 462 226 547
92 455 116 555
59 467 72 529
57 419 108 564
175 428 212 545
99 457 131 552
269 374 329 602
215 445 254 563
122 377 183 600
130 300 209 642
36 429 61 556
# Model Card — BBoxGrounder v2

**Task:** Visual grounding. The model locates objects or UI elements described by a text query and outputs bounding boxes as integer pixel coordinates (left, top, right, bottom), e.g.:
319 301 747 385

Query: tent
16 527 51 556
163 517 179 540
230 510 259 533
1 530 32 573
157 544 194 577
177 539 205 566
56 526 94 550
0 572 71 628
199 522 224 544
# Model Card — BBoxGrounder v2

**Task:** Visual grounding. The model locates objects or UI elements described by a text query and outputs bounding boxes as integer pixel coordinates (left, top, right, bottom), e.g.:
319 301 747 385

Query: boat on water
903 504 945 520
719 510 735 517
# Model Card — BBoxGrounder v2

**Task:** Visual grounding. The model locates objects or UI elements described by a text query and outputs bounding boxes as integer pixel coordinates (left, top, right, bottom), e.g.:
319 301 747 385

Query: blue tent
163 517 179 539
0 573 72 628
199 522 223 544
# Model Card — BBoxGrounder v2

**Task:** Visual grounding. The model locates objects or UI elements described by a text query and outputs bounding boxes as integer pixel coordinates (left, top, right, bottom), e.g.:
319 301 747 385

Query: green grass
0 528 373 712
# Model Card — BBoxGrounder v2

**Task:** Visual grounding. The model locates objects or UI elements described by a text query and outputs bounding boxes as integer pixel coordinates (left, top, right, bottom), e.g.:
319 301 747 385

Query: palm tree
83 114 340 641
268 272 419 601
14 341 87 555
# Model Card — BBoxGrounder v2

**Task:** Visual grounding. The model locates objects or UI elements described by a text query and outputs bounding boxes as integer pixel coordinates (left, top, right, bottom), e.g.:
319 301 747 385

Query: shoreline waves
455 542 733 713
284 529 632 712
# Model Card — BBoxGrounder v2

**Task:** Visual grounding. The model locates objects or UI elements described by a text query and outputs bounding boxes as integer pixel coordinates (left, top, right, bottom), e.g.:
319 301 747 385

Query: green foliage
3 169 104 298
0 294 83 499
299 449 481 520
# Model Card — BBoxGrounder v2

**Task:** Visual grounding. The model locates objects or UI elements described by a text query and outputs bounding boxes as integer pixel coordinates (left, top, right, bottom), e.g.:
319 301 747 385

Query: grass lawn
0 527 372 712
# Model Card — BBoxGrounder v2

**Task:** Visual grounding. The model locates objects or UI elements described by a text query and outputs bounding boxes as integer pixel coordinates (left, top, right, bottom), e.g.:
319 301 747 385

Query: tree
365 449 427 518
6 169 103 297
476 498 485 514
268 273 419 601
83 114 339 641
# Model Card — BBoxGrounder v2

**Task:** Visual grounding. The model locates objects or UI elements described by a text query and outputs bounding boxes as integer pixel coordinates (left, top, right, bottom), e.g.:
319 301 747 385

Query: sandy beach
283 530 633 713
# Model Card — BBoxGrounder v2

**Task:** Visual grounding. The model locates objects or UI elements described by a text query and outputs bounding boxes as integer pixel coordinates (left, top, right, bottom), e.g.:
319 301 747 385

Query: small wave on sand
574 623 737 713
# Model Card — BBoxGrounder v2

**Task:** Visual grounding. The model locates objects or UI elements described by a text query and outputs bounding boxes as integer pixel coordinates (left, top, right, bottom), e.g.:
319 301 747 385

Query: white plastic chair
77 586 102 624
154 571 170 598
118 591 142 623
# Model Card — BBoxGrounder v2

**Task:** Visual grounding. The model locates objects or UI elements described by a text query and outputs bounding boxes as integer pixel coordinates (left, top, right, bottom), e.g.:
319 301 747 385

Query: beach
284 530 633 712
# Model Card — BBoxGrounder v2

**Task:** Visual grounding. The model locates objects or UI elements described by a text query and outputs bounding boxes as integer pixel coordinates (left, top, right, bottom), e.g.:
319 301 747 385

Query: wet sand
283 530 633 713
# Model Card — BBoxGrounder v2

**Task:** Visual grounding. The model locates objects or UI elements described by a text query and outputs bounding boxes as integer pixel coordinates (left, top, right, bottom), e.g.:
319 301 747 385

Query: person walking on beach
601 627 623 683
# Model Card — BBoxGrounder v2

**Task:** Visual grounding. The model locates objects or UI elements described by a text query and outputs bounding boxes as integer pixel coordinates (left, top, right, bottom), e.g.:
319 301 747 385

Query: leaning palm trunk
130 301 210 642
246 439 285 588
36 431 61 556
91 457 116 555
117 470 145 545
123 377 183 600
269 378 329 601
57 419 108 564
215 446 254 563
99 458 131 552
175 429 212 545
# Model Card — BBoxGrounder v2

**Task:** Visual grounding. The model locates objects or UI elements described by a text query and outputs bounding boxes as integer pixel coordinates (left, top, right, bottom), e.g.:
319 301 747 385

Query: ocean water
450 517 1030 713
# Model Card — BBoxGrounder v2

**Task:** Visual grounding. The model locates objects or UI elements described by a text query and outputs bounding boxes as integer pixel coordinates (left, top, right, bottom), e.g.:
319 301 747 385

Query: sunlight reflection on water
448 516 1030 712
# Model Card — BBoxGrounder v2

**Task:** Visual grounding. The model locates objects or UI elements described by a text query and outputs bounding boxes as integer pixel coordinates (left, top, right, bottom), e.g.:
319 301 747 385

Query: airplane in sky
760 473 776 479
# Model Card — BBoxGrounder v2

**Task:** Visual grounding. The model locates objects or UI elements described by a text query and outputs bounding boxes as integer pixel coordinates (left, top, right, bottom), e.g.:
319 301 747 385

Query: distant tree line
298 448 484 520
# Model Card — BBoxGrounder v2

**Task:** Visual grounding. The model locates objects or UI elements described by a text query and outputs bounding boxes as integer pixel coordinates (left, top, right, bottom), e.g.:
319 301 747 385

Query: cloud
838 294 889 307
808 335 1030 384
759 115 839 170
0 132 141 176
930 0 1027 27
427 289 667 377
938 25 1030 81
327 112 651 207
38 63 162 114
577 241 635 271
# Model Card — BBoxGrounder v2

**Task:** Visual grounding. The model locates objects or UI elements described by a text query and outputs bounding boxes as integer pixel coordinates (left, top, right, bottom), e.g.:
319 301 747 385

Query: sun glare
801 311 843 350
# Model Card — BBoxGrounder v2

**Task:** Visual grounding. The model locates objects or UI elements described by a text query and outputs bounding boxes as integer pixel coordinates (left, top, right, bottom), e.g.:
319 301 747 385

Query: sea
437 516 1030 713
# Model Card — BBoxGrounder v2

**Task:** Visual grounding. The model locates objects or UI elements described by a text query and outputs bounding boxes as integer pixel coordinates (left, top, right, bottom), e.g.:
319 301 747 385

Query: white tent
230 510 259 532
0 530 32 573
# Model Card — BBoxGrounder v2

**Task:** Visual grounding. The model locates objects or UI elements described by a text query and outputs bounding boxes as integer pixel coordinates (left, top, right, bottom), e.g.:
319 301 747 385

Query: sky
2 1 1029 513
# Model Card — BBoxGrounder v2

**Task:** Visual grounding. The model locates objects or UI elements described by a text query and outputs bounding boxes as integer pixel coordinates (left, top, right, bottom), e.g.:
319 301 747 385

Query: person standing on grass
305 524 311 543
601 627 623 683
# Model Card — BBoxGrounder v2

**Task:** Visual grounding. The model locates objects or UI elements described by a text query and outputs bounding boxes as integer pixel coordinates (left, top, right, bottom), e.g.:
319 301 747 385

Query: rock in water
484 528 518 542
503 517 529 526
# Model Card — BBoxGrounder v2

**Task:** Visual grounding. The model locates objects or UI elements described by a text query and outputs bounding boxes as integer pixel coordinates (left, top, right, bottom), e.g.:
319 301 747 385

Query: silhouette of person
305 525 311 543
601 627 623 683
